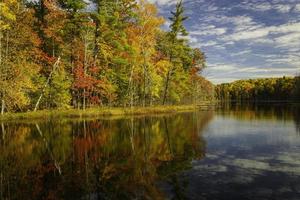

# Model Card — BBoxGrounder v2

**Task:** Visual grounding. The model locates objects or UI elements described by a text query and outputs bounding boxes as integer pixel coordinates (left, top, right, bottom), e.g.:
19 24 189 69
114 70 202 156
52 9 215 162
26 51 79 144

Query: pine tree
160 0 190 105
169 0 188 41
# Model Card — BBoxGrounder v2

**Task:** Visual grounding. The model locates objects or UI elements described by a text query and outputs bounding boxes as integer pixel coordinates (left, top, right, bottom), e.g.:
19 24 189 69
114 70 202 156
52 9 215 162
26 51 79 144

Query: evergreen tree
160 0 190 105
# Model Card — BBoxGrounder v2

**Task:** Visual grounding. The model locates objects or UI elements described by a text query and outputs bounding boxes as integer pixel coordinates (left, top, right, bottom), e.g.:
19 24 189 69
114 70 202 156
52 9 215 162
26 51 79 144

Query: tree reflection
292 105 300 135
218 103 300 135
0 112 213 200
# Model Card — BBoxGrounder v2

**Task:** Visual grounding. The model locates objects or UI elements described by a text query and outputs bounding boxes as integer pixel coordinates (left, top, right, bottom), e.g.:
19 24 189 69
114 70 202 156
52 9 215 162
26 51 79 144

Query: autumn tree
0 0 17 114
0 0 214 113
0 1 42 112
125 1 164 106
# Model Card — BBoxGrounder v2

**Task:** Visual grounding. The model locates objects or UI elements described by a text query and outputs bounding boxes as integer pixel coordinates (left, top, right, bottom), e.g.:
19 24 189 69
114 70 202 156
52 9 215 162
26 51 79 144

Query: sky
148 0 300 84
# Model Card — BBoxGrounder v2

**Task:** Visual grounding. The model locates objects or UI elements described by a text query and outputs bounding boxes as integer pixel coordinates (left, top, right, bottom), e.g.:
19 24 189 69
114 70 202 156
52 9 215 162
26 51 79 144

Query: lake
0 103 299 200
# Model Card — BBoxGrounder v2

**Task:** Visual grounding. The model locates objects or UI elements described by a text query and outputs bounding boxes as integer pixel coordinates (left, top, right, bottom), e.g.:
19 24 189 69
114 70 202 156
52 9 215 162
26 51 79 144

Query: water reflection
218 102 300 134
293 105 300 134
184 103 300 200
1 104 300 200
0 112 213 200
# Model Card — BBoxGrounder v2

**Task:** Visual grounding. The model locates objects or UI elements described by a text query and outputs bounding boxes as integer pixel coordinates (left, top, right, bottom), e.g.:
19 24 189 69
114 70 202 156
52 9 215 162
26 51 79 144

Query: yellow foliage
0 0 18 30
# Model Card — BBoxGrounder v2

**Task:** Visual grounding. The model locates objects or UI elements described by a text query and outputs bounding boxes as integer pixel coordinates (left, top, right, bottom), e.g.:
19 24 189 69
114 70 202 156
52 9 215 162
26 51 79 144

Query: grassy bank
0 103 214 122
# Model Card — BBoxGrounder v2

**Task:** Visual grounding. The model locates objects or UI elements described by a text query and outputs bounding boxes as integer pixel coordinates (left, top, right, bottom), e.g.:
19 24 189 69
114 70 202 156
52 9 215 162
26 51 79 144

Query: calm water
0 104 299 200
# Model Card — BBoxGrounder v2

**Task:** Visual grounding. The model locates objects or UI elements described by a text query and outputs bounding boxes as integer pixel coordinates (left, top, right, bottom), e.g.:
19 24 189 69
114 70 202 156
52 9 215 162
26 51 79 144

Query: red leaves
73 64 100 89
72 61 104 105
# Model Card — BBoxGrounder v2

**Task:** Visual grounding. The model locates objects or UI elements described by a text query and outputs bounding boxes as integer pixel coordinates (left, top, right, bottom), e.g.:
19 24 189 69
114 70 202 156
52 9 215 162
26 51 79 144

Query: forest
0 0 214 114
215 76 300 102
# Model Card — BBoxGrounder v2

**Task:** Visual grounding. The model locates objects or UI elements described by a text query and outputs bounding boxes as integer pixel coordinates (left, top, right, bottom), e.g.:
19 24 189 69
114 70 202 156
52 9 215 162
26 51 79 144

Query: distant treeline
215 76 300 101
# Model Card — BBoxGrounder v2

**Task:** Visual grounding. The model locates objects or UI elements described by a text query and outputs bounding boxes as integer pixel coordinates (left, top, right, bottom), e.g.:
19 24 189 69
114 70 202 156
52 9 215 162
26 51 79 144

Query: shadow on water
0 112 213 200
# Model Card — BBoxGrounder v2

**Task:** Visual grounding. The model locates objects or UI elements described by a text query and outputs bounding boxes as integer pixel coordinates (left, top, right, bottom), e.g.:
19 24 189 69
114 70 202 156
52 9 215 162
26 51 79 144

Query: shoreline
0 103 214 122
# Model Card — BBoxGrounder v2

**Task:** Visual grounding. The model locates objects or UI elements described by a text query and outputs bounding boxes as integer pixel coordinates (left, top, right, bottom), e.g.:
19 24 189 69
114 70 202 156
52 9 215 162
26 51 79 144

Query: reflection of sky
183 113 300 199
205 116 299 146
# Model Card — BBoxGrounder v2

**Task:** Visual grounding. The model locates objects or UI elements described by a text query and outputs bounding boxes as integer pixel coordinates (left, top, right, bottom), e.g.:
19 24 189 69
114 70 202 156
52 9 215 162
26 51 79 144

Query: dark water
0 104 299 200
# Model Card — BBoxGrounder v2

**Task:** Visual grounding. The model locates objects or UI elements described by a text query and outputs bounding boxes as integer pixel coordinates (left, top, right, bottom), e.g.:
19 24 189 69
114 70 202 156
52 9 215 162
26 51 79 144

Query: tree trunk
143 65 146 107
83 34 88 110
36 124 62 175
0 20 2 67
1 123 5 140
34 57 61 111
0 172 2 200
130 117 135 153
164 117 173 157
142 47 148 107
83 89 86 110
5 32 9 58
1 100 4 115
93 4 101 63
162 70 171 105
128 65 135 108
162 54 175 105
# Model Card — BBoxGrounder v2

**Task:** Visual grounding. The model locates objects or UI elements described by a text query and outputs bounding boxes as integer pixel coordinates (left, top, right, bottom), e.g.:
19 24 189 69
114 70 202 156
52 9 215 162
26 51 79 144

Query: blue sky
148 0 300 84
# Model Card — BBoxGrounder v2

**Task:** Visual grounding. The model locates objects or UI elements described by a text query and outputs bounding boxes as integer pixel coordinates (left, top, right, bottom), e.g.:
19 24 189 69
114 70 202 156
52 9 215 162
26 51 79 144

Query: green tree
160 0 190 105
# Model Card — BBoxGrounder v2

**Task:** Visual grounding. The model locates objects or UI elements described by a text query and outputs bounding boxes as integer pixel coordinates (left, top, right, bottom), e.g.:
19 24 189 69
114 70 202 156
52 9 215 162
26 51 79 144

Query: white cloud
240 2 293 13
275 22 300 33
190 25 227 36
231 49 252 56
251 38 274 44
147 0 177 6
207 63 238 71
245 2 272 12
274 32 300 48
204 61 300 84
178 35 199 47
223 22 300 44
162 19 171 30
200 40 218 47
266 54 300 67
274 4 292 13
206 3 218 12
226 28 270 41
295 4 300 12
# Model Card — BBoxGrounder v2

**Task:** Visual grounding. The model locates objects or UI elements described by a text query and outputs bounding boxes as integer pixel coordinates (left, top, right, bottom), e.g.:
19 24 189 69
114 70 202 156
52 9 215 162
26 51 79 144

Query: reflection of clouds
229 158 269 170
202 113 300 175
276 152 300 166
204 153 220 159
225 157 300 176
193 164 228 174
231 173 254 184
181 109 300 199
191 149 300 186
204 116 300 148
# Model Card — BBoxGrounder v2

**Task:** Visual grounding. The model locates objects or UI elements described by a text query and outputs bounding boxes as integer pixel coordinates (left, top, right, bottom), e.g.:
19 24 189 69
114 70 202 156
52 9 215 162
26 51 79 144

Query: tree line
0 0 214 114
215 76 300 102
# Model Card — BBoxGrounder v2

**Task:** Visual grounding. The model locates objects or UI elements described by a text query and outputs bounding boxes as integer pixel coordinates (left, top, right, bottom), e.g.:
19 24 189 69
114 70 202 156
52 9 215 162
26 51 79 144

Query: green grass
0 103 214 122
